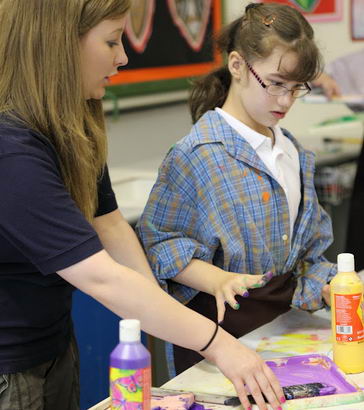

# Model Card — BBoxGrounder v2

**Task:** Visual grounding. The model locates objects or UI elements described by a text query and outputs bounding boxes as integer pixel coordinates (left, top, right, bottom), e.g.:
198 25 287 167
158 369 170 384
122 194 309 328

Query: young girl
137 2 335 377
0 1 285 410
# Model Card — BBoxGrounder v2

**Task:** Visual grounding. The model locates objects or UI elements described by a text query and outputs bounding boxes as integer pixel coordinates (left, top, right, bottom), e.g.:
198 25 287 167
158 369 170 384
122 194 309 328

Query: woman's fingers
202 331 284 410
244 376 268 410
252 365 285 409
262 365 286 408
231 379 252 410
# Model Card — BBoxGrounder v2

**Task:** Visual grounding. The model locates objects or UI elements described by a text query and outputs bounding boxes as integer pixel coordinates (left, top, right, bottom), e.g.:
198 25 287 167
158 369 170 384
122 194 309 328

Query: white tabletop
162 309 364 410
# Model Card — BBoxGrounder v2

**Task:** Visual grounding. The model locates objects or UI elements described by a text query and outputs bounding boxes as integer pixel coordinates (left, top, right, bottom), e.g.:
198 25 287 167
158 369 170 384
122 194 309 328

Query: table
89 309 364 409
162 309 364 410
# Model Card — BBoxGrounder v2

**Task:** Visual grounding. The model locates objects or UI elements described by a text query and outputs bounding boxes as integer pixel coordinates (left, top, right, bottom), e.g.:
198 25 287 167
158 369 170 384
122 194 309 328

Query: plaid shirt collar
190 110 315 182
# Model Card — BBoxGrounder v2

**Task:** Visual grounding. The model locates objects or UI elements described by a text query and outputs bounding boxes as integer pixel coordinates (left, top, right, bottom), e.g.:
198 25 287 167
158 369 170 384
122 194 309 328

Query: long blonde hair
0 0 130 221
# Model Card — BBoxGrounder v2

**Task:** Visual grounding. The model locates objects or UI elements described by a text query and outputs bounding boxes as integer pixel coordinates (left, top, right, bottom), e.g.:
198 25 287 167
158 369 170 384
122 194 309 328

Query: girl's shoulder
173 110 236 155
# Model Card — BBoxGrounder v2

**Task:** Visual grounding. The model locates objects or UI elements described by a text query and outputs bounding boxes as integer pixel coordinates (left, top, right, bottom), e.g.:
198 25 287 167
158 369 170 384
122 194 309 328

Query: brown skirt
173 271 296 375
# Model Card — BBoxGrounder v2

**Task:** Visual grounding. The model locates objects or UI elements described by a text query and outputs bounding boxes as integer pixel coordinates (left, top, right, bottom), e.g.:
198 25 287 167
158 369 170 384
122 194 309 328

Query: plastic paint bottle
110 319 151 410
331 253 364 373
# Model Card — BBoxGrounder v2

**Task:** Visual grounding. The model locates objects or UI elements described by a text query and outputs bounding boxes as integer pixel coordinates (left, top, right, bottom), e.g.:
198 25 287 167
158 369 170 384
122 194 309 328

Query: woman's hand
213 271 273 323
322 284 331 306
203 327 284 410
311 72 341 99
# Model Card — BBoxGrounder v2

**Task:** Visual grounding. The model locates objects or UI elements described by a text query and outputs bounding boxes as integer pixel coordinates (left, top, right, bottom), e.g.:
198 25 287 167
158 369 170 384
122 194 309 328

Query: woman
0 1 284 410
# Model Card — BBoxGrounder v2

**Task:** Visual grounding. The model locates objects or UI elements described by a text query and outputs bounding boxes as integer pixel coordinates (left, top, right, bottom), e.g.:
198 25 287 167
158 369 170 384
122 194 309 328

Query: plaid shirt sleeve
291 185 336 311
136 146 220 303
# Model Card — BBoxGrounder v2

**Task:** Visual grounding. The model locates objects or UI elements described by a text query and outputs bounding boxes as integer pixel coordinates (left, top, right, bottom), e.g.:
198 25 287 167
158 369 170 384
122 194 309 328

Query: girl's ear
228 51 243 80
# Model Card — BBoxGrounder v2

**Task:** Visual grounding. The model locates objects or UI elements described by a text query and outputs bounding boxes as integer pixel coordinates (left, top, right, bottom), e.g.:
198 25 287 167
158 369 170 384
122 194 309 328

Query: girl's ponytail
189 66 231 124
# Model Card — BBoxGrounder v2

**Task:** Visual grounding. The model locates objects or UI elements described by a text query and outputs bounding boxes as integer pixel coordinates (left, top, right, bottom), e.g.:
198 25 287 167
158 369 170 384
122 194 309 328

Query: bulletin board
106 0 223 100
257 0 343 23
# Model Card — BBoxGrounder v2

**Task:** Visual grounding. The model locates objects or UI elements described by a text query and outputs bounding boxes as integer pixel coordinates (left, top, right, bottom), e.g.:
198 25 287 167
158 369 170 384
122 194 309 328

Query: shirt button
282 234 288 241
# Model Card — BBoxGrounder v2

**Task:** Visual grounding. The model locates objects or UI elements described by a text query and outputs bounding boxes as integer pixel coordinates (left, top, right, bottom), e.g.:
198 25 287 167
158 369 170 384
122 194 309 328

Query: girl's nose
277 91 295 108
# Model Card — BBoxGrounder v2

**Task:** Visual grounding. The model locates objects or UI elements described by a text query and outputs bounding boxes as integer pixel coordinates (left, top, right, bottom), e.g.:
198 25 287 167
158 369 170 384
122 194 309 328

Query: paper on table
303 95 364 105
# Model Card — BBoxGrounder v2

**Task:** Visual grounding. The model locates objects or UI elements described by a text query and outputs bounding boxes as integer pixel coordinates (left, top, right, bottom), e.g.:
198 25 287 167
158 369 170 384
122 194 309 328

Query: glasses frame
244 59 311 99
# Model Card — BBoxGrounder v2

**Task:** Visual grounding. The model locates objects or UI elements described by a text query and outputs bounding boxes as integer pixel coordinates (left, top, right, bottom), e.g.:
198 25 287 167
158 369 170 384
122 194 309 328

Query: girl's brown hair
189 2 323 123
0 0 130 221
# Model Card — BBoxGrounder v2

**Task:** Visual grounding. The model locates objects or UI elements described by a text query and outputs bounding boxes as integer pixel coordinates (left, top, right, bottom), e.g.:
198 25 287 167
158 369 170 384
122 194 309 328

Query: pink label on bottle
110 367 151 410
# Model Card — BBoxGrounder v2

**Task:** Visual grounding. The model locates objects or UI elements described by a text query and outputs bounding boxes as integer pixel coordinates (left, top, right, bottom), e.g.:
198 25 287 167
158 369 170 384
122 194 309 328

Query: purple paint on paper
152 402 212 410
265 354 357 395
190 405 212 410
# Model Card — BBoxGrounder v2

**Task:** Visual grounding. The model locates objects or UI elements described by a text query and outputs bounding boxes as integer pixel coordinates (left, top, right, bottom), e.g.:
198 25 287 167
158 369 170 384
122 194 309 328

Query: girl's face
79 16 128 100
225 47 303 136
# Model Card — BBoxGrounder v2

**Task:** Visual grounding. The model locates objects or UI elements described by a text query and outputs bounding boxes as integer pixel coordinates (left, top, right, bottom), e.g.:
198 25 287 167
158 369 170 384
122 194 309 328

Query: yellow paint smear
256 331 332 355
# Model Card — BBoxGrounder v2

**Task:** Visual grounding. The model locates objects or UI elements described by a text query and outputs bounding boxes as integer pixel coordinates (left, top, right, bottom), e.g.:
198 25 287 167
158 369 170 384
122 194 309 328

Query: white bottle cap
119 319 141 343
337 253 355 272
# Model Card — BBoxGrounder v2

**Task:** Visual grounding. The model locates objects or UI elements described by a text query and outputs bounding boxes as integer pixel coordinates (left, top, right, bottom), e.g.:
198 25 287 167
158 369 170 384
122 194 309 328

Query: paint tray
265 354 364 409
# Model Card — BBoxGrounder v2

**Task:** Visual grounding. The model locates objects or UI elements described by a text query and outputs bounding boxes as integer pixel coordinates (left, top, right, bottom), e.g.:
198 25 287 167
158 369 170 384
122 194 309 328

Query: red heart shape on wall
167 0 211 52
125 0 156 54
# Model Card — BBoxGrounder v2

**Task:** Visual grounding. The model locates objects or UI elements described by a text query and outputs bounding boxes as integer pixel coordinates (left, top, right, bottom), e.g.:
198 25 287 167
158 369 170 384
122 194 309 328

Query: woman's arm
57 250 284 410
93 209 157 284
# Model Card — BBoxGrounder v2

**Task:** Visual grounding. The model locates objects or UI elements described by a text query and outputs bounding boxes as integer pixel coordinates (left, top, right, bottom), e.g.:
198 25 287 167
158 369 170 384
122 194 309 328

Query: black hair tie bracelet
200 322 219 352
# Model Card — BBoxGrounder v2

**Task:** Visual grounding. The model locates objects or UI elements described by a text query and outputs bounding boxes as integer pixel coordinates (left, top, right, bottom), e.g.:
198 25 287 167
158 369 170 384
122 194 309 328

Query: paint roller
224 382 337 406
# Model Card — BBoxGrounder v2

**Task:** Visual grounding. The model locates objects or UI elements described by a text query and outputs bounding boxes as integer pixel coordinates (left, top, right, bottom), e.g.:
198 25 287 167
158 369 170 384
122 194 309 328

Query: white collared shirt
216 107 301 239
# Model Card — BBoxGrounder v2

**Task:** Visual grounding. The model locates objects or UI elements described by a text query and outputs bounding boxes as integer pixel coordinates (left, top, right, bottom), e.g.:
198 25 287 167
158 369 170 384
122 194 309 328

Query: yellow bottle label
334 293 364 342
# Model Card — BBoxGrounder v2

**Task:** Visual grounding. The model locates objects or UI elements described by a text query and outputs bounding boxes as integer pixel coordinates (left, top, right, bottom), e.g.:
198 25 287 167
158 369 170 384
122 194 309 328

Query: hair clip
262 14 276 27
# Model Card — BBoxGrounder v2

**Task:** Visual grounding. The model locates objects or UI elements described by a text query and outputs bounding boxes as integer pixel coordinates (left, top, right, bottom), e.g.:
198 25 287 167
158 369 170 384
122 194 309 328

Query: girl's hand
214 271 273 323
322 284 331 306
203 327 284 410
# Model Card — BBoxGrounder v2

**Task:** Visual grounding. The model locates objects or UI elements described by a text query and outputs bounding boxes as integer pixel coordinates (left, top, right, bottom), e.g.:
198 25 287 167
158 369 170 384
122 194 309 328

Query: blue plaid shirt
136 110 336 375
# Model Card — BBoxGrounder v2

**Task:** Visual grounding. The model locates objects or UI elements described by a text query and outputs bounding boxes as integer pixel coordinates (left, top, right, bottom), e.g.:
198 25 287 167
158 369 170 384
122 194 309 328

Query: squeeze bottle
331 253 364 373
110 319 151 410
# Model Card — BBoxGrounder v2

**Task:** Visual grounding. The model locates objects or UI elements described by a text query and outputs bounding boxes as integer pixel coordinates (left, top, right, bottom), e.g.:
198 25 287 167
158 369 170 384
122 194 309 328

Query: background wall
107 0 364 168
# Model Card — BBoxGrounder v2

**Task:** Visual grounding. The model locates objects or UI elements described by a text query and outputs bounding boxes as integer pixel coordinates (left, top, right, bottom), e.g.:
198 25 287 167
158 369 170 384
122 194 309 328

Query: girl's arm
174 259 270 323
57 250 284 410
93 209 157 284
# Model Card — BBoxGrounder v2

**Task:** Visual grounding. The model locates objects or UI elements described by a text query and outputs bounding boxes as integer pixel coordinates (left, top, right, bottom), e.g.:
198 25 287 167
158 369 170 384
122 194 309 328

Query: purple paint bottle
110 319 151 410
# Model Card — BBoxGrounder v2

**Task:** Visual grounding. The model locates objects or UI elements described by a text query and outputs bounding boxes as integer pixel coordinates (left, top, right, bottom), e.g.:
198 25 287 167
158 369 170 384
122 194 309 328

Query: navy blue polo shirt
0 119 118 373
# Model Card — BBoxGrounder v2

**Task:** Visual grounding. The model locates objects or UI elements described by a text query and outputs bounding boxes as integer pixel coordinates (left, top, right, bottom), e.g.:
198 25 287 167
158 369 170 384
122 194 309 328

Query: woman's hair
0 0 130 221
189 2 323 123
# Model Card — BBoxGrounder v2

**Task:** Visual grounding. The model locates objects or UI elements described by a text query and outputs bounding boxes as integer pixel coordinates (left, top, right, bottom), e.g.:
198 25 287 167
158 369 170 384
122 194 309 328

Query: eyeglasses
244 59 311 99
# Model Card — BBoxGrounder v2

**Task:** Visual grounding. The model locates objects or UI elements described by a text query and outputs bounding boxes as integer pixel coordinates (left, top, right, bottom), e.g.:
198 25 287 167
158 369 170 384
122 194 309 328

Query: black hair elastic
200 322 219 352
245 2 261 12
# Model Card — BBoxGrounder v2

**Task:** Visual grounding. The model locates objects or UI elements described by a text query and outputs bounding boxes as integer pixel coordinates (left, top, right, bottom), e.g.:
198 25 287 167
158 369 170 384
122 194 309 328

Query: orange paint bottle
331 253 364 373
